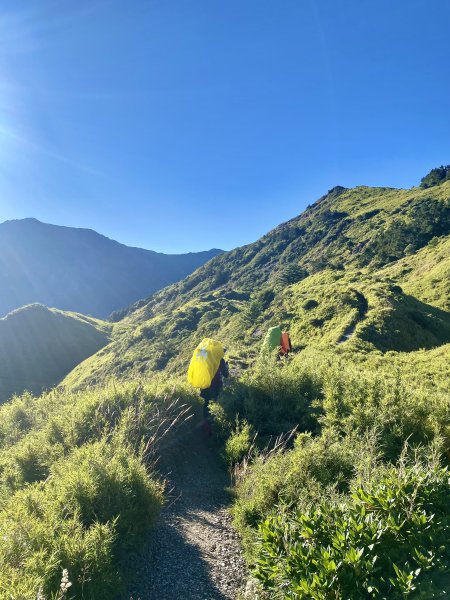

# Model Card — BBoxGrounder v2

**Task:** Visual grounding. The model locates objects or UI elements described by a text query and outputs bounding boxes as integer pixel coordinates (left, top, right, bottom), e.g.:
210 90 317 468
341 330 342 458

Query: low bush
0 379 198 597
225 419 254 466
219 351 448 463
219 354 323 437
233 430 371 537
253 450 450 599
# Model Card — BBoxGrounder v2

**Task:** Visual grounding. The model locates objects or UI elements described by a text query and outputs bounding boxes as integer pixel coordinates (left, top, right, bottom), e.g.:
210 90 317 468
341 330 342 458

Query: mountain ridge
63 178 450 389
0 217 223 257
0 218 222 318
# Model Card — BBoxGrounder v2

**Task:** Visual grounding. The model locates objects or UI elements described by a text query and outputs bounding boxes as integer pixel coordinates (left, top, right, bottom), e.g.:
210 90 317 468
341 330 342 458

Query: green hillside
65 179 450 388
0 304 111 403
1 175 449 598
381 235 450 311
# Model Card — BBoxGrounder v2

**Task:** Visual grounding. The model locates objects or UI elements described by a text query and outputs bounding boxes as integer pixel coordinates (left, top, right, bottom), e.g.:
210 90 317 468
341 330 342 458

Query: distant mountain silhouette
0 219 222 318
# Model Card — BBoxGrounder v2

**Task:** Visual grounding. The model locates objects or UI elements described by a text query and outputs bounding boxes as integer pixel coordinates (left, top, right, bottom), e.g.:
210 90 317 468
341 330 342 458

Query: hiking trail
337 290 369 344
129 426 247 600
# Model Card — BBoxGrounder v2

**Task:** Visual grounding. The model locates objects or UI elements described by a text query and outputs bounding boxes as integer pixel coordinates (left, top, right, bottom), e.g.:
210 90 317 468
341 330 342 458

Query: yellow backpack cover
187 338 224 389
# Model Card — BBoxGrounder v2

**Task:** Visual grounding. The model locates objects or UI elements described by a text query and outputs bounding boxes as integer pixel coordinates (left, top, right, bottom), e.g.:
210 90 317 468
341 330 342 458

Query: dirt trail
337 290 369 344
129 426 247 600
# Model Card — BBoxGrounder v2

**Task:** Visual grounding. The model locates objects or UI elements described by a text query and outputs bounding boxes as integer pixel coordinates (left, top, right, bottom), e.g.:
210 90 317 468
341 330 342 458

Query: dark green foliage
362 197 450 266
420 165 450 188
254 453 450 599
310 318 325 328
171 306 202 333
363 198 450 265
212 268 231 287
277 265 308 286
256 289 276 310
303 299 319 310
241 289 276 327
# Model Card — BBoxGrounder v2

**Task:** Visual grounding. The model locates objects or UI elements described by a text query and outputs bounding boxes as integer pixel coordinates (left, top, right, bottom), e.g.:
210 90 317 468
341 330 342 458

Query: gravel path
129 425 247 600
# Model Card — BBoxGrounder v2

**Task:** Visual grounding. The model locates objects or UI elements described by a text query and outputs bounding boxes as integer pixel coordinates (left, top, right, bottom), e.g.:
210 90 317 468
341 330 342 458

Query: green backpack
261 326 282 354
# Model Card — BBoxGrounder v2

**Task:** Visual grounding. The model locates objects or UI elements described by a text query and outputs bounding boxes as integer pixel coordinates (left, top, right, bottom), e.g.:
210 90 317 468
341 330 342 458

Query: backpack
261 326 282 354
187 338 224 389
280 331 292 355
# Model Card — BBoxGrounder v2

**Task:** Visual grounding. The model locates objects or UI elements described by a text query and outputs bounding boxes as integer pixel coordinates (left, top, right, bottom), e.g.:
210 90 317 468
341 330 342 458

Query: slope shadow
360 294 450 353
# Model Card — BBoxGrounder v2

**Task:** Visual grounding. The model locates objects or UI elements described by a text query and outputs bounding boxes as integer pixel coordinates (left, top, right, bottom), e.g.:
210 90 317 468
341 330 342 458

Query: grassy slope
65 180 450 390
381 235 450 310
0 304 111 403
0 379 198 597
1 176 449 597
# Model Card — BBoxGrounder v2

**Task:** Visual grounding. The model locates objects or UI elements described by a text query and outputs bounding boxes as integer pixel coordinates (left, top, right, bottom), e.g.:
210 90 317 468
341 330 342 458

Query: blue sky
0 0 449 253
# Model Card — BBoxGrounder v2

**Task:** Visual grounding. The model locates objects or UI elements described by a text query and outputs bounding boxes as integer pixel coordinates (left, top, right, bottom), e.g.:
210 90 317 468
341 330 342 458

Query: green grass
381 235 450 310
228 353 450 598
0 379 200 597
60 180 449 392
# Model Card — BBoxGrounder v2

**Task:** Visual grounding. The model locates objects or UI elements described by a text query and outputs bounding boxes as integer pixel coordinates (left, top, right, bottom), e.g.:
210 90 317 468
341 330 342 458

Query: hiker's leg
203 397 210 420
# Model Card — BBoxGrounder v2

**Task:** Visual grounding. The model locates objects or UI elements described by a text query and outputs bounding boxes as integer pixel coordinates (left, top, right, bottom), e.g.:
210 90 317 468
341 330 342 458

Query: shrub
420 165 450 188
303 299 319 310
225 419 254 466
277 265 308 286
218 355 322 437
253 450 450 599
0 379 195 597
320 366 442 460
52 439 163 545
233 430 366 537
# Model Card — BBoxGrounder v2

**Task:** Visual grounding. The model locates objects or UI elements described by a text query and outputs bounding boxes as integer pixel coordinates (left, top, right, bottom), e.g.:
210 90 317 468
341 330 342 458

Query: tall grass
0 379 199 598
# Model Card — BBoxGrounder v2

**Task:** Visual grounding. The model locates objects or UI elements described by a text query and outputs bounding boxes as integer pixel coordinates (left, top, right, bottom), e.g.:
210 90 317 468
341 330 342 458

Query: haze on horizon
0 0 449 253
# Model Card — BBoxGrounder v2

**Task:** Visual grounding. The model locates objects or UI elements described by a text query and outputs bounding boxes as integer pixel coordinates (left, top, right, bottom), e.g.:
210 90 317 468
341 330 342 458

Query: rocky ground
129 424 247 600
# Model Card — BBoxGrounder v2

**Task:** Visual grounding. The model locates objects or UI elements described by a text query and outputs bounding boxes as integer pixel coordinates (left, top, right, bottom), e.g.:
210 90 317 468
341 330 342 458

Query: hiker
280 330 292 357
200 355 229 424
261 326 292 358
187 338 229 433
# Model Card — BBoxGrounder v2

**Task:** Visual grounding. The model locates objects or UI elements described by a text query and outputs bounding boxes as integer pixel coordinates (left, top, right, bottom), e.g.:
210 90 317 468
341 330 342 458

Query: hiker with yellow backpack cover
187 338 229 434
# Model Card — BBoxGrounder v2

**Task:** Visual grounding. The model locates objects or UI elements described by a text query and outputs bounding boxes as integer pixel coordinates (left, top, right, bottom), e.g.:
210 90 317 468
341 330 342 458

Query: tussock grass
0 379 199 597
